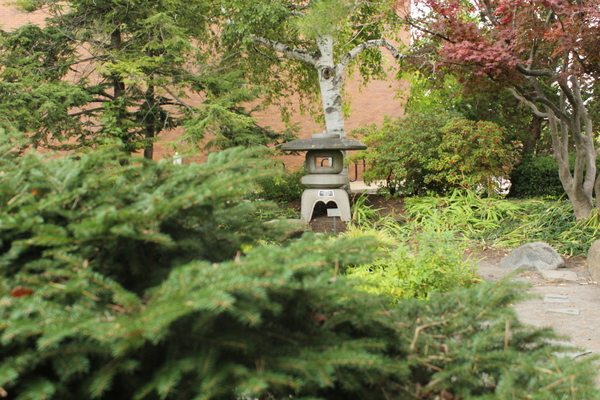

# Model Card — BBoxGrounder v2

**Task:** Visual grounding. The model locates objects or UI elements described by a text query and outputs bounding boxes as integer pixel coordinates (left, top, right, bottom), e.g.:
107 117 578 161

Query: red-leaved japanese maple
404 0 600 219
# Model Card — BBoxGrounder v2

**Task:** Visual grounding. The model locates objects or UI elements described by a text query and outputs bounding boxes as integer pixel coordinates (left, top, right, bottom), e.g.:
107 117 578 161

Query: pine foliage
0 140 598 399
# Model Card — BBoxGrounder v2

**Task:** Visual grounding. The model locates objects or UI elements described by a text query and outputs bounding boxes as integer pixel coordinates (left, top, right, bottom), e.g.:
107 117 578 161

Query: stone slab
545 308 580 315
543 294 570 303
540 270 579 282
587 240 600 283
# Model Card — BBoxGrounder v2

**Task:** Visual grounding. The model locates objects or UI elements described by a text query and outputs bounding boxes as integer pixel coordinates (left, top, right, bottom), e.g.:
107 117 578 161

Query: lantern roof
280 132 367 151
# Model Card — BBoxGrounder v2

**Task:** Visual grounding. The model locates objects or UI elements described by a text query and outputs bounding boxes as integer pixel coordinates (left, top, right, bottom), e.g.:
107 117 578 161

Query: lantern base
300 189 351 222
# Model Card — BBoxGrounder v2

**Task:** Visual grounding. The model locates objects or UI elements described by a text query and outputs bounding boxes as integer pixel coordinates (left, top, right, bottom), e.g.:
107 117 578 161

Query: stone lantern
281 132 367 222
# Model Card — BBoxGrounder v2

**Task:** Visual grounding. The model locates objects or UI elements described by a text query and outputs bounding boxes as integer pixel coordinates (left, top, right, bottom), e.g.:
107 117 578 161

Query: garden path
477 249 600 357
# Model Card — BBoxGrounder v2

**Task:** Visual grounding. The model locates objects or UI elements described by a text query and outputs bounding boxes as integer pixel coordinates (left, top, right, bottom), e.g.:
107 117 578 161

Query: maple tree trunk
523 115 543 155
547 109 595 221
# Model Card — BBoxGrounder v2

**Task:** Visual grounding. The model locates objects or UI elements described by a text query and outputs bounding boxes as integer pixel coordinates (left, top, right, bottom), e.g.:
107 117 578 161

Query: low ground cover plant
345 226 478 300
398 189 600 257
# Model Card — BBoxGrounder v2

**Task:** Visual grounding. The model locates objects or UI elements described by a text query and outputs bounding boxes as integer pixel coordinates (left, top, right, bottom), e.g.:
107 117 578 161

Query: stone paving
477 257 600 357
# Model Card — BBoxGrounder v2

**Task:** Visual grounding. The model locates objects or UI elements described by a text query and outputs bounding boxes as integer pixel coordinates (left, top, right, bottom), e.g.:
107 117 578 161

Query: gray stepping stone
540 270 579 282
544 294 570 303
545 308 580 315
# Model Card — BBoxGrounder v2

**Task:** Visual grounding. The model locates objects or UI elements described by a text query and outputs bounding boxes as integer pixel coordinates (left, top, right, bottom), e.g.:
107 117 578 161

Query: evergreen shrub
345 226 478 300
508 154 600 199
0 140 598 399
508 155 565 198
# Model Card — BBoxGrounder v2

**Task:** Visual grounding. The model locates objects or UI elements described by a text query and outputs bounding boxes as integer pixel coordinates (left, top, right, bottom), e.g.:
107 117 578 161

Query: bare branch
159 85 197 116
506 87 550 119
480 0 499 25
68 107 106 117
516 64 554 77
250 35 318 65
338 38 405 75
397 14 456 44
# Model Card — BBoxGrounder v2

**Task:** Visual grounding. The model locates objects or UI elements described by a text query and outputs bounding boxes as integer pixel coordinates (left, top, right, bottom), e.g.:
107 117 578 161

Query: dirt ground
290 194 600 360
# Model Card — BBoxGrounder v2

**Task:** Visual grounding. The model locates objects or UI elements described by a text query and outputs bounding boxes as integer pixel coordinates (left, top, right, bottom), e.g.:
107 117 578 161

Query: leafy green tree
0 138 598 399
218 0 406 138
350 112 519 196
0 0 293 157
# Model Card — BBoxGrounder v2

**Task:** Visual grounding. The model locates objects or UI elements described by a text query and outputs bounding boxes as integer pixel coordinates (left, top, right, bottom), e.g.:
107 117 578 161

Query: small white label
327 208 341 217
318 190 334 197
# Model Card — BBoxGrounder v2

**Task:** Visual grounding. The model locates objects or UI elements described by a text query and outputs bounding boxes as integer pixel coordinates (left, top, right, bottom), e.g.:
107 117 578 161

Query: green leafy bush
0 145 285 294
350 112 520 196
491 200 600 256
404 189 525 235
395 280 599 399
350 192 385 226
404 190 600 257
508 154 600 199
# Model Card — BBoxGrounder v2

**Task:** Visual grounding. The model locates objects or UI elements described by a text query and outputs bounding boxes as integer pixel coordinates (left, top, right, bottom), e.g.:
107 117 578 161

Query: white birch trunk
315 35 345 137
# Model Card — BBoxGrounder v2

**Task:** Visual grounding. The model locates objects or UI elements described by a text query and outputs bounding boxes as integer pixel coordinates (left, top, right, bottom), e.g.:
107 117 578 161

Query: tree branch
338 38 405 75
160 85 198 116
506 88 550 119
397 15 456 44
516 64 554 77
481 0 499 25
68 107 106 117
250 35 319 65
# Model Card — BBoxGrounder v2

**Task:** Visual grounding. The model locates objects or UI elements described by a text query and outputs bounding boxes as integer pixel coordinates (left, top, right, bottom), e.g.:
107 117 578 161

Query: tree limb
516 64 554 77
401 17 456 44
338 38 405 75
506 88 550 119
160 85 198 116
68 107 106 117
481 0 499 25
250 35 318 65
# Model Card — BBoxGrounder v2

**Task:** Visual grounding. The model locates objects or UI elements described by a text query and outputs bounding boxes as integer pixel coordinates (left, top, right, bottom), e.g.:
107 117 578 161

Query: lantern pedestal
301 189 351 222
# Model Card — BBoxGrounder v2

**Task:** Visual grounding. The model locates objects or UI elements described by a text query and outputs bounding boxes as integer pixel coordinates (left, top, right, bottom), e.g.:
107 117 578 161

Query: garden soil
297 194 600 362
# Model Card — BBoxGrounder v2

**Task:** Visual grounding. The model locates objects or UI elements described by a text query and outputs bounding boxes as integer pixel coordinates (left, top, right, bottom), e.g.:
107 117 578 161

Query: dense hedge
508 154 600 199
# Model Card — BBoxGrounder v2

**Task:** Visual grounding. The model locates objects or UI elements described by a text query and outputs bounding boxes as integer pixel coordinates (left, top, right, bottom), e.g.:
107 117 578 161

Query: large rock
587 240 600 282
499 242 564 271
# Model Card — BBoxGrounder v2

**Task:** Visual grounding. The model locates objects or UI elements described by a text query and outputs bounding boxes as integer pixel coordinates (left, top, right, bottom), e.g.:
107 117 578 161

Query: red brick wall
0 1 45 29
0 0 408 172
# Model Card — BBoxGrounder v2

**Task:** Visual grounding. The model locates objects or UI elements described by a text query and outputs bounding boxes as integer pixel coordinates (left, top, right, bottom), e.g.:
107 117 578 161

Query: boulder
499 242 564 271
587 240 600 282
